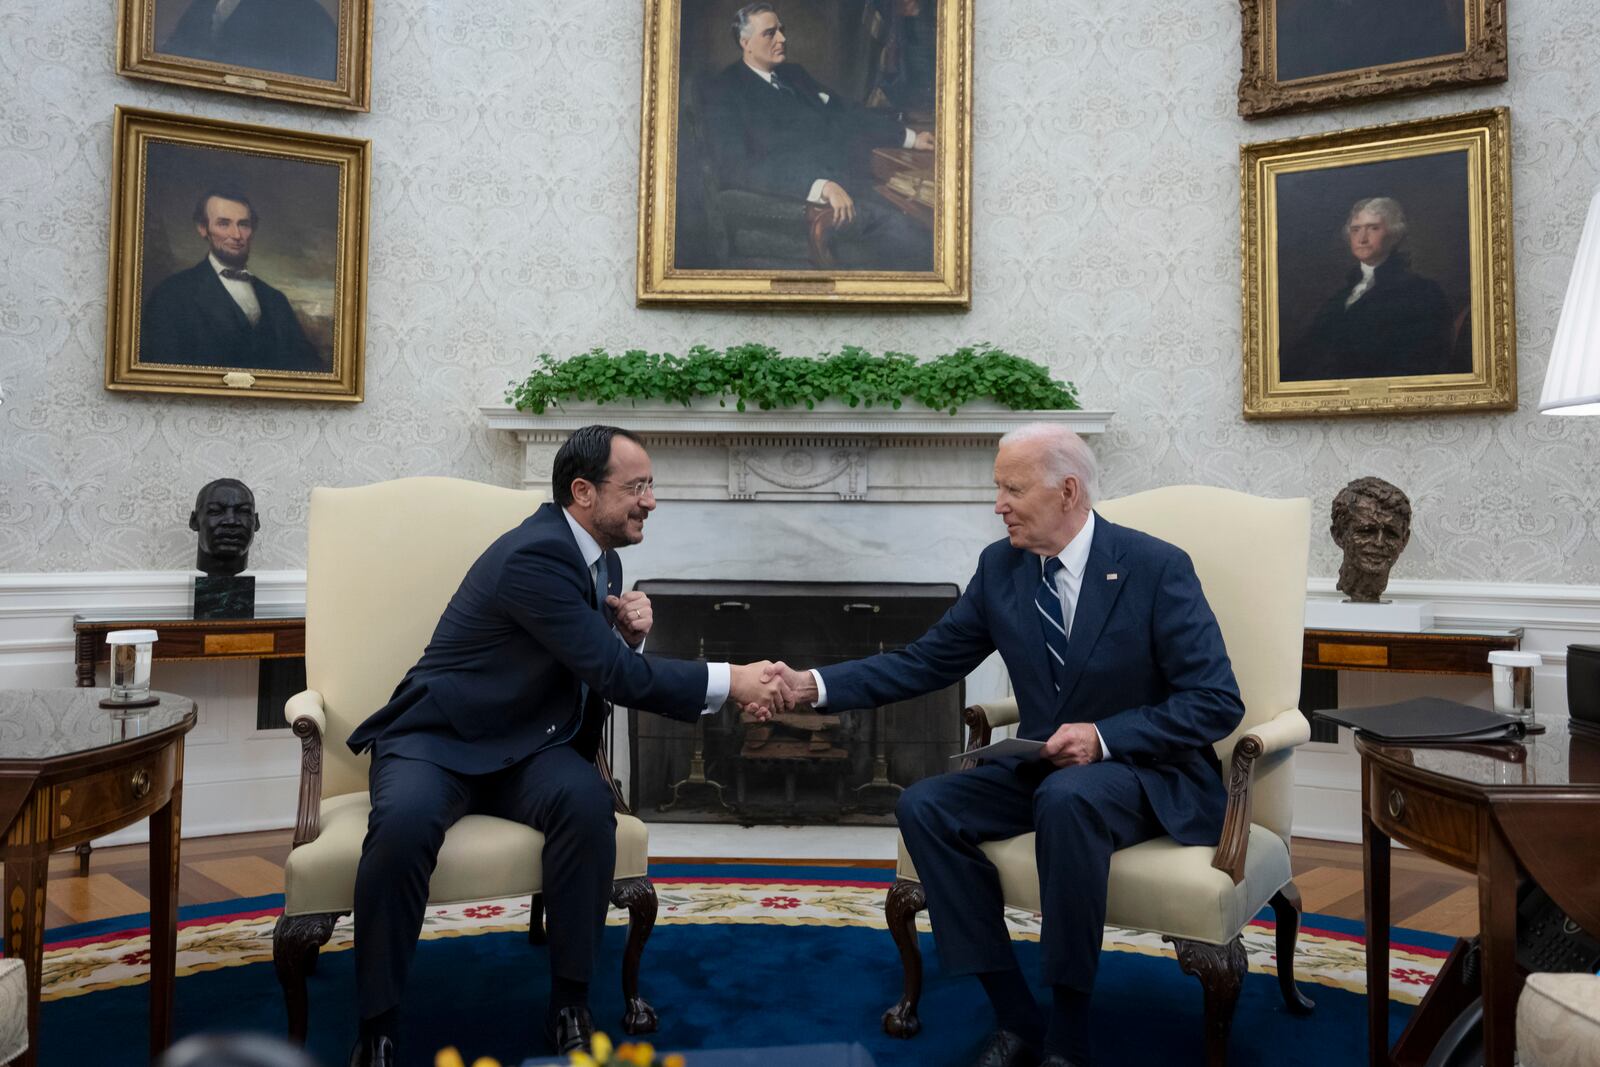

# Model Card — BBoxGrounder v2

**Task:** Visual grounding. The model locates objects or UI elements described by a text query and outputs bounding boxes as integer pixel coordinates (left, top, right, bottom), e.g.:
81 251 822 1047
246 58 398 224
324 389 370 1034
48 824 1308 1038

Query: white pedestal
1305 598 1434 633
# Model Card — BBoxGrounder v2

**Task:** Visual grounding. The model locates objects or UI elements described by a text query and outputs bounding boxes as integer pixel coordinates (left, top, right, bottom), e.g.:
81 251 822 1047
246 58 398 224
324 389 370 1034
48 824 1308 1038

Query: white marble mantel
480 401 1114 503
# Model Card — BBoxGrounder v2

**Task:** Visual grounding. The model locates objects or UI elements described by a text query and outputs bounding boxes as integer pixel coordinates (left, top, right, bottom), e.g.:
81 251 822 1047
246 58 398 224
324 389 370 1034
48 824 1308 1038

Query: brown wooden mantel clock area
0 688 197 1067
1360 720 1600 1066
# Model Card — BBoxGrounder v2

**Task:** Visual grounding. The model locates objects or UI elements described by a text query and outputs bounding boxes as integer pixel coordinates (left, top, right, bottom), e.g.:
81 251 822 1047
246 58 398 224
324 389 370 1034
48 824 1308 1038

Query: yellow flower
435 1049 466 1067
624 1043 657 1065
470 1059 501 1067
592 1032 614 1062
664 1054 686 1067
569 1053 598 1067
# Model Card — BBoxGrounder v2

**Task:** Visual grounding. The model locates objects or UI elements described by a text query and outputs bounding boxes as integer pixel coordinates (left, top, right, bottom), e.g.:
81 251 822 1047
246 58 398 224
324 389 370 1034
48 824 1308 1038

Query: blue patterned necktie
1036 557 1069 693
593 554 609 613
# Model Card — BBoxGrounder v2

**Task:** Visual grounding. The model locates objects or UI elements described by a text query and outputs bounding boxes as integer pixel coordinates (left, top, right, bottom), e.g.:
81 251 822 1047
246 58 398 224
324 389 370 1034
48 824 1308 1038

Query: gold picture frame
1241 107 1514 419
1238 0 1506 118
106 107 371 403
636 0 973 306
116 0 373 112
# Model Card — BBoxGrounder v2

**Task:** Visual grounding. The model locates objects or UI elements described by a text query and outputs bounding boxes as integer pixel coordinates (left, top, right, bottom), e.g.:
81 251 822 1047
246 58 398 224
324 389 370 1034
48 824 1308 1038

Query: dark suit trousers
833 195 933 272
896 759 1160 991
353 745 617 1018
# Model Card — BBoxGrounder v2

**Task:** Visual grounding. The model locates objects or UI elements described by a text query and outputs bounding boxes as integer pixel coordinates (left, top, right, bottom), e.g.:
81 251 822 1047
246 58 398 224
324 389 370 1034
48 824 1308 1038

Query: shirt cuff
809 669 829 707
807 178 830 204
901 128 916 150
703 662 731 715
1095 725 1111 760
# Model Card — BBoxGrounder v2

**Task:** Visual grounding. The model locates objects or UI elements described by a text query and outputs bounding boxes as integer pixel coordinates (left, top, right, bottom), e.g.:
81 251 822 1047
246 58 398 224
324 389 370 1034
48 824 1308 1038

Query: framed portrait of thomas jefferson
1237 0 1506 117
1241 108 1514 419
106 107 370 402
637 0 973 306
116 0 373 111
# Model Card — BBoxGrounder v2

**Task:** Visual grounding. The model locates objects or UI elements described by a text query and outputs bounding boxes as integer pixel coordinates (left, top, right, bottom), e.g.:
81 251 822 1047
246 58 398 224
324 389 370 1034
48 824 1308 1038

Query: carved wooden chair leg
528 892 547 946
273 912 339 1045
611 877 659 1035
1168 935 1247 1067
881 878 928 1038
1269 883 1315 1014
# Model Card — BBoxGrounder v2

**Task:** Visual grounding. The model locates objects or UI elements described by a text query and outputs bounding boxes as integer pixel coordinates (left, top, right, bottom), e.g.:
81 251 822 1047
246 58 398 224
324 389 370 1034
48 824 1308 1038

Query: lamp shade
1541 187 1600 415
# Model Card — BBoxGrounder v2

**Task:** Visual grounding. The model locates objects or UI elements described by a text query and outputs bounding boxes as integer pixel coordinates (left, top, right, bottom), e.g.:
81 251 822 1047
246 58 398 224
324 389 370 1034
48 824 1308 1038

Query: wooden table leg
1479 819 1520 1067
1363 771 1393 1067
3 849 47 1067
147 775 183 1059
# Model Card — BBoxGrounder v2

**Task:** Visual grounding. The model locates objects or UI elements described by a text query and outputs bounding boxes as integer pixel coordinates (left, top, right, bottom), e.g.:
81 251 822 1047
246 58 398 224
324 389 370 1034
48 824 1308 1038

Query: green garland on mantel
504 343 1079 415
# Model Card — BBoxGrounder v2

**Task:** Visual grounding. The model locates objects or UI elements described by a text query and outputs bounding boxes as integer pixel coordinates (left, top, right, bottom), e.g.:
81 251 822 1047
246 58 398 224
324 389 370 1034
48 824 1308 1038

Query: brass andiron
660 634 730 811
852 641 904 809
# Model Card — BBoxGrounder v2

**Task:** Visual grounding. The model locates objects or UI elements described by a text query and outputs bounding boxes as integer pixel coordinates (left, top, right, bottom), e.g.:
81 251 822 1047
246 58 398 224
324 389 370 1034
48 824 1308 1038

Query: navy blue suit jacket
348 503 710 774
140 259 324 373
819 515 1244 846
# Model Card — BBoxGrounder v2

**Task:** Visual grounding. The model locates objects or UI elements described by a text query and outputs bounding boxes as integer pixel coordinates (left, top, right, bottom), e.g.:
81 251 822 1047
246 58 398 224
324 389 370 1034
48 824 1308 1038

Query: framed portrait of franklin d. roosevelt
116 0 373 111
637 0 973 306
1237 0 1507 118
1241 108 1515 419
105 107 370 402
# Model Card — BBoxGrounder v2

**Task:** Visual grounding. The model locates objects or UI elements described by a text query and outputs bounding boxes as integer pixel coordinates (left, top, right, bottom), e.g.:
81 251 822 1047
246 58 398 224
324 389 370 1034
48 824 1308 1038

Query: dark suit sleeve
495 539 709 721
1094 551 1244 761
817 561 996 710
258 287 323 371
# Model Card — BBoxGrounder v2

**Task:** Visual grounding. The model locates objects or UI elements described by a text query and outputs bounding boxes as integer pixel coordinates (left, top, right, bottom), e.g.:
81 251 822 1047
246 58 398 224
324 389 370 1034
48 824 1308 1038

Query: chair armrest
286 689 328 848
594 741 631 816
960 699 1020 769
1211 708 1310 884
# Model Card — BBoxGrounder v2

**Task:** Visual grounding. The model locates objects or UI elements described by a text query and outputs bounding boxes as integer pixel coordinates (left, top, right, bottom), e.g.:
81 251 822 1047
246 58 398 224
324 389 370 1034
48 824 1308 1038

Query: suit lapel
197 259 256 334
1011 549 1052 699
1055 515 1129 710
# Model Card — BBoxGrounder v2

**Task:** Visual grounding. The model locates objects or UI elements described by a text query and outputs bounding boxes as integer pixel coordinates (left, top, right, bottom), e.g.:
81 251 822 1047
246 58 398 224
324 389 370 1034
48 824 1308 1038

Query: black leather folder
1315 697 1527 743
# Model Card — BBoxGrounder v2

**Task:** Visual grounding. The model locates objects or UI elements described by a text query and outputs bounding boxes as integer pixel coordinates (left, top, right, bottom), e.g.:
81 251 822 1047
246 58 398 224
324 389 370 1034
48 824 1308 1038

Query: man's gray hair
1346 197 1407 243
731 2 778 47
998 422 1099 505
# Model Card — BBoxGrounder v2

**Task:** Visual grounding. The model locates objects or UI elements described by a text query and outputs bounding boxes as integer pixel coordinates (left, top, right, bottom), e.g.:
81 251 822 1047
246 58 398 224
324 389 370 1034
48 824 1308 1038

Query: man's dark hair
552 425 645 506
731 2 778 47
192 190 260 228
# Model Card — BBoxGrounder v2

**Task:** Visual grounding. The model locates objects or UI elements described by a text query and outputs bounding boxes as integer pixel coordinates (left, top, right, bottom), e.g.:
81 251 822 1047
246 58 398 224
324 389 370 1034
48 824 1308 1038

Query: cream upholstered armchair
882 486 1314 1066
271 477 659 1043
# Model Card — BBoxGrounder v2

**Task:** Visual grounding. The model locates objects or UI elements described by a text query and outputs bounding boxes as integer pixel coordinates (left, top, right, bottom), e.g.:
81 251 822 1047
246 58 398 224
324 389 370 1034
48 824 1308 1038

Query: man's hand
1041 723 1102 767
912 129 934 151
819 180 856 226
730 660 795 720
607 590 652 647
759 661 818 705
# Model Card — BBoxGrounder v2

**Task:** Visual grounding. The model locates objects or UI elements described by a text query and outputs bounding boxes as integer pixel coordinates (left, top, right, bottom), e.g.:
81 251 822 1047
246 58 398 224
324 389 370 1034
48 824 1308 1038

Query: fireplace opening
623 580 964 825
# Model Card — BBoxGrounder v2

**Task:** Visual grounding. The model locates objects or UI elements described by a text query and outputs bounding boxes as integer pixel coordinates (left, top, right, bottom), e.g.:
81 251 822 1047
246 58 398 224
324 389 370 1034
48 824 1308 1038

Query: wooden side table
73 610 306 689
1359 720 1600 1066
0 688 196 1067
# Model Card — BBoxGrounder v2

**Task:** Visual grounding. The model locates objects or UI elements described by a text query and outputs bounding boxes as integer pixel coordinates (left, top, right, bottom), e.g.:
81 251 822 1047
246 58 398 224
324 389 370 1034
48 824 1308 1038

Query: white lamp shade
1541 187 1600 415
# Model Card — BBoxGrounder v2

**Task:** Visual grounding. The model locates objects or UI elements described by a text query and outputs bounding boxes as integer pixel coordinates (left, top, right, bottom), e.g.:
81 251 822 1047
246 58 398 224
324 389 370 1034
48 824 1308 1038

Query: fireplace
623 579 964 825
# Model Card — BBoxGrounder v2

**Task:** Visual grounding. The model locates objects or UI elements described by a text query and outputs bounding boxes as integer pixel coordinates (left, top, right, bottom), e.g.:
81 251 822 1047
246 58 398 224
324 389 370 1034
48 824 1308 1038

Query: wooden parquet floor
26 831 1481 937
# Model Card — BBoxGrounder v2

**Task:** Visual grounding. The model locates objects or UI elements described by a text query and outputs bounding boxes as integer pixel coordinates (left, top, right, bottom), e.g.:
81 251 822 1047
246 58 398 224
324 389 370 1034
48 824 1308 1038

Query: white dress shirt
743 62 919 205
562 508 729 713
1344 259 1382 308
812 512 1110 758
209 253 261 325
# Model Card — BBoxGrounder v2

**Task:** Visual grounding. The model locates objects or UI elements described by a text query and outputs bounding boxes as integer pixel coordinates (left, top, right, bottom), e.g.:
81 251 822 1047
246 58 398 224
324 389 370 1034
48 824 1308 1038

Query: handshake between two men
727 661 1104 768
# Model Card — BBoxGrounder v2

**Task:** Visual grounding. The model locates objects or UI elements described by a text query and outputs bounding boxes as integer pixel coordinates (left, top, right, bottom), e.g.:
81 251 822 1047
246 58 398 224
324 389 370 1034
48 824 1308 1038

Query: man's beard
210 244 249 269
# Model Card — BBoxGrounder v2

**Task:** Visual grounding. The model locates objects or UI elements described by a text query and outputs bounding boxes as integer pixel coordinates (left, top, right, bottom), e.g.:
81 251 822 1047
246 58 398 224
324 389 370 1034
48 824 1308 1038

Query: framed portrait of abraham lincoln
116 0 373 111
1241 108 1514 419
637 0 973 306
105 107 370 403
1237 0 1506 117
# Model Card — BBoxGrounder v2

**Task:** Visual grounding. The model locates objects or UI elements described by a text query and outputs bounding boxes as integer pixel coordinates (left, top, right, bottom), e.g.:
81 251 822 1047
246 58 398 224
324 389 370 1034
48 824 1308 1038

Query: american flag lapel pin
1106 573 1119 581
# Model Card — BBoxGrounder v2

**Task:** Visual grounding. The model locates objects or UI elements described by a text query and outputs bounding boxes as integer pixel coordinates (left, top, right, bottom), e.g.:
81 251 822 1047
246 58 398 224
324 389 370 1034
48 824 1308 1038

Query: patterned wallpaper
2 0 1599 582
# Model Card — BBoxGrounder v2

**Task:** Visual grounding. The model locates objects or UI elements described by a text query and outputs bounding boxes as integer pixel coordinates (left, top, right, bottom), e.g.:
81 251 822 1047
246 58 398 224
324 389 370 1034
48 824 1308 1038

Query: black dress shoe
348 1035 395 1067
546 1005 595 1054
972 1029 1039 1067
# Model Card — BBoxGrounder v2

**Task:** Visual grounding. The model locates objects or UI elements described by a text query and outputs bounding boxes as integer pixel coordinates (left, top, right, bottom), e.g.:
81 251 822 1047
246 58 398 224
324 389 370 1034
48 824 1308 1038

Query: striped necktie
1036 557 1069 692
